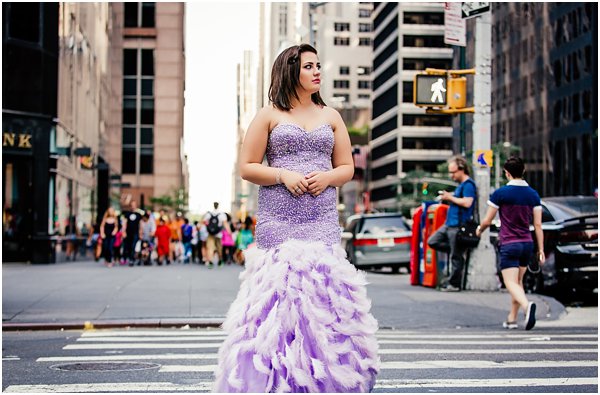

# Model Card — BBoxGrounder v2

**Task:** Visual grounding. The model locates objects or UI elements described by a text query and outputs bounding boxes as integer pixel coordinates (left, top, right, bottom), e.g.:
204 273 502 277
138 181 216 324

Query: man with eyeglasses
427 156 477 292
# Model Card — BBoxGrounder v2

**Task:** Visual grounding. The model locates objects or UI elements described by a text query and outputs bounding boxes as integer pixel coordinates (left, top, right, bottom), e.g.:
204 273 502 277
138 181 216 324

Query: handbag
456 179 481 249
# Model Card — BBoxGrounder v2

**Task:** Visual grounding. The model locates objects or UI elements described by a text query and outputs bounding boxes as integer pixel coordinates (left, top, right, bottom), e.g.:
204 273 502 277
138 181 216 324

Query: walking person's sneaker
525 302 537 330
440 284 461 292
502 321 518 330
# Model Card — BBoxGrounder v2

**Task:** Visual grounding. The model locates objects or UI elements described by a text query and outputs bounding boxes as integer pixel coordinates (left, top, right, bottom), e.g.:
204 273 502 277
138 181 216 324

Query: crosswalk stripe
81 330 226 337
76 336 227 342
374 377 598 389
378 339 597 345
77 333 597 341
37 354 219 362
3 382 212 393
157 360 598 373
379 348 599 354
64 339 596 350
6 377 597 393
376 334 599 339
38 347 599 363
64 343 222 350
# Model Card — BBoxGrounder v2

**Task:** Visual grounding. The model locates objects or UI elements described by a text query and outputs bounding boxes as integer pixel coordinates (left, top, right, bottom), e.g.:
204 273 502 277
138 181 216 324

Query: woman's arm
476 206 498 237
533 207 545 264
239 107 310 196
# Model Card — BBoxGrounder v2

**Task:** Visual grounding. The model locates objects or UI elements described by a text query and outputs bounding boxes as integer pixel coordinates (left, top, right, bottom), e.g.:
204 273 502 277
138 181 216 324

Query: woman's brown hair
268 44 326 111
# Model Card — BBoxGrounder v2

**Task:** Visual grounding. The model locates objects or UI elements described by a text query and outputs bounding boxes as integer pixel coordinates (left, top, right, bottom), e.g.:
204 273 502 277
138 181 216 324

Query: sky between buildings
184 1 260 215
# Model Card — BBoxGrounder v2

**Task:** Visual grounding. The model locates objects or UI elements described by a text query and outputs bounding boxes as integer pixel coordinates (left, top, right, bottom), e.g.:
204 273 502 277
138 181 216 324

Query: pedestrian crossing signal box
414 75 447 106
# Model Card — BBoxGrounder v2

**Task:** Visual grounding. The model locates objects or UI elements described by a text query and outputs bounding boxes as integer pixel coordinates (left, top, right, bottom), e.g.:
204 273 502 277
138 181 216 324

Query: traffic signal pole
465 11 498 291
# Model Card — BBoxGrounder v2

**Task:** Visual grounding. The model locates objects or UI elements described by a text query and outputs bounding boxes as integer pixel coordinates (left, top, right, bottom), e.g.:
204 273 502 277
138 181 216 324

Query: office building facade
370 2 453 211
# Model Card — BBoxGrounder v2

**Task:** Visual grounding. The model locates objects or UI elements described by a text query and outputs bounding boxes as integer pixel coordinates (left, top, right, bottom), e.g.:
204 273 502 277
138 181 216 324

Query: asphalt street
2 260 582 330
2 327 597 393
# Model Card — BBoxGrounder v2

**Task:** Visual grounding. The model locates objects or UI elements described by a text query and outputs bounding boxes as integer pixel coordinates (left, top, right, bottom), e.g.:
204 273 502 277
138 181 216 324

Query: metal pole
459 47 466 156
465 11 498 291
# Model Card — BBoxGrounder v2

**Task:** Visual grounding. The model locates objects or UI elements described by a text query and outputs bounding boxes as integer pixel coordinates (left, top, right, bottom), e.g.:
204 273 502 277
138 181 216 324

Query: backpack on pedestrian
182 223 193 242
207 213 222 235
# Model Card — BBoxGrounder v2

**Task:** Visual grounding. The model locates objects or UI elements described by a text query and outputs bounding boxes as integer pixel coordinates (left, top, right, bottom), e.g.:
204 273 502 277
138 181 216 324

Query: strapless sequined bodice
255 123 341 249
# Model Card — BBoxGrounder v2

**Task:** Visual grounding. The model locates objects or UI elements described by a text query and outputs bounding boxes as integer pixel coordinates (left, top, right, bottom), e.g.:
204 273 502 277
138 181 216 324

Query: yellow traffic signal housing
447 77 467 109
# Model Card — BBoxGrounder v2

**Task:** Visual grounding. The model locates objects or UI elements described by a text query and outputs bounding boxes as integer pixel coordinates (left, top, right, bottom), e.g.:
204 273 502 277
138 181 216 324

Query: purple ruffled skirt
213 239 380 392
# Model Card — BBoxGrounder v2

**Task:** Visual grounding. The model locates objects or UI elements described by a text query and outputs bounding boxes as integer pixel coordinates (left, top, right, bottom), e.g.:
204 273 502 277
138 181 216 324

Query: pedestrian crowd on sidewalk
88 201 255 269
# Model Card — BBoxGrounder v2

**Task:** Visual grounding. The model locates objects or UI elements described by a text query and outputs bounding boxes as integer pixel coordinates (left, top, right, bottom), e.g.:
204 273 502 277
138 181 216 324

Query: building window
333 94 350 103
279 3 288 36
122 48 154 175
359 37 372 46
358 80 371 89
7 3 40 43
403 35 447 48
334 37 350 46
334 22 351 32
357 66 372 75
358 94 371 100
359 8 371 18
124 2 155 28
359 23 372 32
334 80 350 89
339 66 350 75
403 12 444 25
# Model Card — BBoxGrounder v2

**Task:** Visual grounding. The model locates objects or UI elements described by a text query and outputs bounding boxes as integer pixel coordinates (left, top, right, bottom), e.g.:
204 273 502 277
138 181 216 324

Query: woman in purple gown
213 44 380 393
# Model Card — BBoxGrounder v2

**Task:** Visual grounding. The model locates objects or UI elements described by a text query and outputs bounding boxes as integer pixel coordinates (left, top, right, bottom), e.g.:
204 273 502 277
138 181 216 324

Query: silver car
342 213 412 273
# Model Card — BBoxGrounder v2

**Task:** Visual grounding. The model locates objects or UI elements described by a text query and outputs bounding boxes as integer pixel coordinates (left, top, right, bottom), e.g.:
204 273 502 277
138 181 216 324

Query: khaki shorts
206 235 222 258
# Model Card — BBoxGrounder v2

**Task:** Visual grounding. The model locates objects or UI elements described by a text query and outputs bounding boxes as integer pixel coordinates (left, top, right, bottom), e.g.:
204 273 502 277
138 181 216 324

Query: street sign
444 3 466 47
475 150 494 167
461 2 490 19
414 75 447 106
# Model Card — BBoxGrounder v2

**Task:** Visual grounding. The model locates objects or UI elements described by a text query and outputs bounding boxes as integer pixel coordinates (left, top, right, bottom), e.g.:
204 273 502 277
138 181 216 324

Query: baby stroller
138 240 153 266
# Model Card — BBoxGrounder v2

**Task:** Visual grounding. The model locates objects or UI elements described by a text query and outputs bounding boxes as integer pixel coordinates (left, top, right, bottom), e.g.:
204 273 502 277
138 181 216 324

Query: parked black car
342 213 412 273
492 196 598 296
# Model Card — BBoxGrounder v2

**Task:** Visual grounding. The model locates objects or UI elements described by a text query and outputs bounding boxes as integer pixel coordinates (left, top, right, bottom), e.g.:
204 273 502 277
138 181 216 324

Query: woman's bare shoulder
321 106 345 129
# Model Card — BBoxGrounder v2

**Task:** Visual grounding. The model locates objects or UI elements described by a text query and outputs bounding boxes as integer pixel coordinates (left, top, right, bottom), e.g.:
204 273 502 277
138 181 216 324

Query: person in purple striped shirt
476 157 545 330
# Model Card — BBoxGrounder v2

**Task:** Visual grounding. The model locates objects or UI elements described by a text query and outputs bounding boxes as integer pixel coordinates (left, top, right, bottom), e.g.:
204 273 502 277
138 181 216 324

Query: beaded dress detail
213 124 380 393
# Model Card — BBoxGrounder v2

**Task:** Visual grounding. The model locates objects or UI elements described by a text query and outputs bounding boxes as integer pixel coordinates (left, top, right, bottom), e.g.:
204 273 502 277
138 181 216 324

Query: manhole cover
50 362 160 372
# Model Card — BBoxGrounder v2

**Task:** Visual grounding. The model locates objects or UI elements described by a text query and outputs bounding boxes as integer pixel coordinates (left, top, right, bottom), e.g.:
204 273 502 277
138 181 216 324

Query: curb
2 318 225 331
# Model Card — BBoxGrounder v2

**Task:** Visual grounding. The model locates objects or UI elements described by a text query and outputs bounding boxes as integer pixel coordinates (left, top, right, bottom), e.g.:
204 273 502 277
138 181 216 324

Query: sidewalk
2 259 595 331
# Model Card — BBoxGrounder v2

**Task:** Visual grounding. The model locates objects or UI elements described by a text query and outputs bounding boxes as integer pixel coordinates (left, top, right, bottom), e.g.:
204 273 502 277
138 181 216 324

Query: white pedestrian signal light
413 68 474 114
413 75 447 106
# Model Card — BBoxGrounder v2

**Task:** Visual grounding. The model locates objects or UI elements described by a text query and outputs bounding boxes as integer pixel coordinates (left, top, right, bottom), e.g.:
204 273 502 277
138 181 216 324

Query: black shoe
525 302 536 330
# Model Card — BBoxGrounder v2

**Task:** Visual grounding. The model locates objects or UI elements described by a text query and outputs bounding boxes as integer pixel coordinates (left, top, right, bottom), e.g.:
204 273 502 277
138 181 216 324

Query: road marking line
37 354 219 362
157 360 598 373
379 348 599 354
77 336 227 342
81 330 226 337
5 377 597 393
64 343 223 350
376 334 599 339
3 382 212 393
374 377 598 389
38 347 599 362
378 340 597 345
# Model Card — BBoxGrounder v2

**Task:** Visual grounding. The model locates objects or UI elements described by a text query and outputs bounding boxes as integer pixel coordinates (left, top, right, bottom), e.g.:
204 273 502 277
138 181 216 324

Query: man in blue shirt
428 156 477 292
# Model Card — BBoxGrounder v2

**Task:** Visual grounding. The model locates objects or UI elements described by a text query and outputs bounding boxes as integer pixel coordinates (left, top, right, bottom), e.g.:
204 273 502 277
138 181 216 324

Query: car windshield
359 216 409 235
543 197 598 221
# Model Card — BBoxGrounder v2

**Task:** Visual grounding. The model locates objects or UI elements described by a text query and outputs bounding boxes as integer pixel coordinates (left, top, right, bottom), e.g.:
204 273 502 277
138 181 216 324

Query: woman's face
108 207 115 217
297 51 321 94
